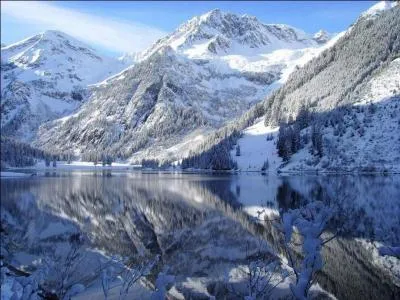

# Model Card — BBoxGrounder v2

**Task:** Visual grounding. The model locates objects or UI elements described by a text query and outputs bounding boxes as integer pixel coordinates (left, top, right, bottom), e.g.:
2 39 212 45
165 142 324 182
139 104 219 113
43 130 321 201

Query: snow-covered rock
1 30 128 141
117 51 142 65
312 30 331 44
360 0 398 19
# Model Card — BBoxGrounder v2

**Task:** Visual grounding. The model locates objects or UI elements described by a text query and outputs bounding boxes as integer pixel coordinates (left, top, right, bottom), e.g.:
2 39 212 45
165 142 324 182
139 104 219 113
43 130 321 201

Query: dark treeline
81 151 114 165
140 158 172 169
180 103 264 169
141 158 159 168
276 105 322 162
0 136 81 169
1 136 49 168
1 137 82 169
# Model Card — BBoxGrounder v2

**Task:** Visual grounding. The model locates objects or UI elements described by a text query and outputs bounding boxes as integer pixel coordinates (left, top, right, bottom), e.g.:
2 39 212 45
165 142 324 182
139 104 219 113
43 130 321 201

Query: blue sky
1 1 376 56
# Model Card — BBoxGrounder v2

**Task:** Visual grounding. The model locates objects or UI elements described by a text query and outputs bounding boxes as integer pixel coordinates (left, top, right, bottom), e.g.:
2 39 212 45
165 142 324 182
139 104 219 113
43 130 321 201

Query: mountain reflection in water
1 172 399 299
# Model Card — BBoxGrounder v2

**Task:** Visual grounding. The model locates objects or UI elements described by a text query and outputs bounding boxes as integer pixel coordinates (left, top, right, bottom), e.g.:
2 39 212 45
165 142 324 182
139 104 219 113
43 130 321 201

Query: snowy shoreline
0 172 35 177
2 167 399 178
2 157 400 178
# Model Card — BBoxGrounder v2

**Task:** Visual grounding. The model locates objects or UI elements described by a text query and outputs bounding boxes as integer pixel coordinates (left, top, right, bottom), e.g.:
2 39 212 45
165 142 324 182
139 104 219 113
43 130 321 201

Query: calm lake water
1 171 399 299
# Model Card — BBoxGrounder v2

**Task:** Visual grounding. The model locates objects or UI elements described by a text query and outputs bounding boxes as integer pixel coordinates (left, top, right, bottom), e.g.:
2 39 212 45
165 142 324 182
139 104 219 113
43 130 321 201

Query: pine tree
261 159 269 171
67 151 72 164
291 124 301 153
277 123 292 161
311 124 323 157
235 144 241 156
297 104 310 129
106 155 113 166
277 124 287 160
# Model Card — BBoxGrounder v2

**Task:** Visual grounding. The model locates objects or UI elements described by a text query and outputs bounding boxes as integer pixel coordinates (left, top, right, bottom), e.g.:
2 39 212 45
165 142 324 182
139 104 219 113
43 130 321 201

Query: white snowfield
231 119 282 171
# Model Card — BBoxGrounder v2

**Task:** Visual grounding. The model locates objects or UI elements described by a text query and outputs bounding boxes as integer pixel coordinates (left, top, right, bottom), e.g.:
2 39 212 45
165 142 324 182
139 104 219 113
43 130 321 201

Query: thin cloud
1 1 167 53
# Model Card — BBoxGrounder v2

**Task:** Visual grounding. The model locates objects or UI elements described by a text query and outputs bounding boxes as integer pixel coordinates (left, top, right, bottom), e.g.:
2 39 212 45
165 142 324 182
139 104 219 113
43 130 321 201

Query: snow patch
231 119 282 171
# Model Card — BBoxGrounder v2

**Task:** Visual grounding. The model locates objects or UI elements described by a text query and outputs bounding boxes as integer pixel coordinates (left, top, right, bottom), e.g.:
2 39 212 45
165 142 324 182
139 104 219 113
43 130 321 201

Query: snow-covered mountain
312 30 331 44
182 3 400 172
35 10 329 161
139 9 318 59
1 30 127 141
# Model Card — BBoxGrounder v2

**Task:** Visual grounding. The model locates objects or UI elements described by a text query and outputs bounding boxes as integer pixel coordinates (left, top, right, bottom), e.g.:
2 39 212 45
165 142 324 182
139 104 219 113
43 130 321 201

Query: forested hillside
182 5 400 172
0 136 50 168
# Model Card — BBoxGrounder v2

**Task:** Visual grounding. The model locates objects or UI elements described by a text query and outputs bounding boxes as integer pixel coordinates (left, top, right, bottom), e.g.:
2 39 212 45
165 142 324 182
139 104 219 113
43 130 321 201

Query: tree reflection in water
1 172 399 299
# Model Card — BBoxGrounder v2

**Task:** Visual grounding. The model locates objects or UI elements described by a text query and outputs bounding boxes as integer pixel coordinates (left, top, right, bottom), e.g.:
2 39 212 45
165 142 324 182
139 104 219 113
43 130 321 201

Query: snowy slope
1 30 127 141
360 0 398 19
229 4 400 172
36 10 329 161
230 119 282 172
282 58 400 173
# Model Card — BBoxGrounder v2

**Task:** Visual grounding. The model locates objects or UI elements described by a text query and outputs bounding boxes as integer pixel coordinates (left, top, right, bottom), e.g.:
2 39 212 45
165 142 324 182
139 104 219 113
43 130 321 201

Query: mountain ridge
127 9 323 62
33 9 329 161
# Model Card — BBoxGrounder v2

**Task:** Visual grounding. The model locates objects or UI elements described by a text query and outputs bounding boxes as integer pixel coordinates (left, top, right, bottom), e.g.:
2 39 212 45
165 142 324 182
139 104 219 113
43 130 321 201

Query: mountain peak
1 29 125 86
242 13 259 22
39 30 96 51
2 29 95 57
1 30 128 141
41 29 68 37
140 10 318 60
313 29 330 44
40 30 79 42
200 8 222 21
